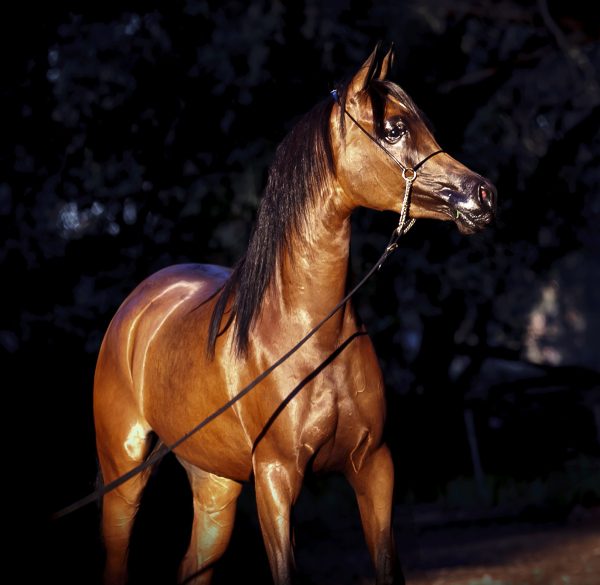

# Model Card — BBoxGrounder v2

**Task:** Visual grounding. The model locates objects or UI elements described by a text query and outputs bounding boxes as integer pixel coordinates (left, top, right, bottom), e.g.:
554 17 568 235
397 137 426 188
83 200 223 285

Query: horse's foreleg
253 458 302 585
177 462 242 585
346 444 404 585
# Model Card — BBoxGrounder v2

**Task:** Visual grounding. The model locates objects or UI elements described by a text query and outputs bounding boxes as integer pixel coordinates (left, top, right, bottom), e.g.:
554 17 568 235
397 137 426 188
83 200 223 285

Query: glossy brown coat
94 46 496 585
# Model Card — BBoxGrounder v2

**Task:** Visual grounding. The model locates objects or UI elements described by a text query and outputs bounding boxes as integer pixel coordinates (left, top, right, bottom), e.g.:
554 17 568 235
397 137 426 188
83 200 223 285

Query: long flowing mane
207 47 421 358
207 98 336 357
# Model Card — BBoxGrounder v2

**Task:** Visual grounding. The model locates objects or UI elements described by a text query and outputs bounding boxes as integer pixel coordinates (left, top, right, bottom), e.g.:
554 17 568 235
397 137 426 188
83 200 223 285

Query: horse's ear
378 44 394 80
346 43 393 100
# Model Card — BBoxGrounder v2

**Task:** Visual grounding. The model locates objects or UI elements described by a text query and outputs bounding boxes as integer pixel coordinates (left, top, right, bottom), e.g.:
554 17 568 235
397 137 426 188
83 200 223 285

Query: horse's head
332 45 496 234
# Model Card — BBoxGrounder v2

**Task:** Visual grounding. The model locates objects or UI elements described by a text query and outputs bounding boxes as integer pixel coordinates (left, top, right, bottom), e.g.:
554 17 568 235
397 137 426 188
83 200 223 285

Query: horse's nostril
479 184 494 208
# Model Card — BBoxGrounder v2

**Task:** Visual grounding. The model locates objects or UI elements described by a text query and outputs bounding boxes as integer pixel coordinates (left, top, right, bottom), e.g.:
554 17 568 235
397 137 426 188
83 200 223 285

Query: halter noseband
330 89 444 259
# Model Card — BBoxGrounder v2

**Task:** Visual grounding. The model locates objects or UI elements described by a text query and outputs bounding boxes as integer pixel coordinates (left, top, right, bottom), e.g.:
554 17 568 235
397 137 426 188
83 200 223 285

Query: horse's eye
384 121 407 144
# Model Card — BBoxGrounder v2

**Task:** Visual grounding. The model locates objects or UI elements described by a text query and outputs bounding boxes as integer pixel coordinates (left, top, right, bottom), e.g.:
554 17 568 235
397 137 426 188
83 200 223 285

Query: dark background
3 0 599 583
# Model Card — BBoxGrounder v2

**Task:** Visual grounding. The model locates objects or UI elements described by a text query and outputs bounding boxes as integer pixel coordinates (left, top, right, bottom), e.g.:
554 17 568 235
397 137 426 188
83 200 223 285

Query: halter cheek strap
330 89 444 255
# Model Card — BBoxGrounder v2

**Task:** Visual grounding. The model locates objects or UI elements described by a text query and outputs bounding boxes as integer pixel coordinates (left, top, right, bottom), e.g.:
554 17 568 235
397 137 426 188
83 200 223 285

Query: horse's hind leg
96 417 153 585
177 461 242 585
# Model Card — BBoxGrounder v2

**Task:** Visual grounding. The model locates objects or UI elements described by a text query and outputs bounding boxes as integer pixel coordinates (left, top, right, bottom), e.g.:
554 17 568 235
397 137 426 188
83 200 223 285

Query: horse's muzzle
442 179 497 234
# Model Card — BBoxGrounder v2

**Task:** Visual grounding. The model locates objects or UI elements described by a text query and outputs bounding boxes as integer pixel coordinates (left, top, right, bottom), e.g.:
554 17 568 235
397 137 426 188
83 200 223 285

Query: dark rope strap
51 239 401 520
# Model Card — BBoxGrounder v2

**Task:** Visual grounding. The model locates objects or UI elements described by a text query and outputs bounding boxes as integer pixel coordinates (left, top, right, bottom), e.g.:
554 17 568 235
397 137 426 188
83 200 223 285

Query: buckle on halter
402 167 416 182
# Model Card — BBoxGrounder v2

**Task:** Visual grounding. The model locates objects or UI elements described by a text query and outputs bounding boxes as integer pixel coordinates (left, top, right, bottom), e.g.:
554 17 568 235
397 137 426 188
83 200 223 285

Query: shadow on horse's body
94 45 496 585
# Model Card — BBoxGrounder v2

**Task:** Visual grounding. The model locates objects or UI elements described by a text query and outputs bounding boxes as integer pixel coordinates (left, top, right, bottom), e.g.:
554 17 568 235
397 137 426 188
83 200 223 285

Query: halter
330 88 444 263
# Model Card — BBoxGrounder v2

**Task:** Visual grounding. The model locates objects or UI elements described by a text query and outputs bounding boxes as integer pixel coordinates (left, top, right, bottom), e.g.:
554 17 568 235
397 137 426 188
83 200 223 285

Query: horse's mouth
453 209 494 234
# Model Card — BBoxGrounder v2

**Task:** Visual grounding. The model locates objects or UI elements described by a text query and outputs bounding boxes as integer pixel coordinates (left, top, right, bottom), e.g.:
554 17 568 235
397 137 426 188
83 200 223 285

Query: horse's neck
270 199 352 332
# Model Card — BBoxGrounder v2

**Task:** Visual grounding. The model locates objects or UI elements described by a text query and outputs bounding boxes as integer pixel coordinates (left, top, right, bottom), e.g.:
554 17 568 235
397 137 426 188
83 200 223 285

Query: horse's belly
145 357 255 481
152 413 254 481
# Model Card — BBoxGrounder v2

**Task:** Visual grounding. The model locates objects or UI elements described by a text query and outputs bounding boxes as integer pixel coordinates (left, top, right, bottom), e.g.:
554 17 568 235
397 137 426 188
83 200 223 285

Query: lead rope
52 90 438 520
380 167 416 265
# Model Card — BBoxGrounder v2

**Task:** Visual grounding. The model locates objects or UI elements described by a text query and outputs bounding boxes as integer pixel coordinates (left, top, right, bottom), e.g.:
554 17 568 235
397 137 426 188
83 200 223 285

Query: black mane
207 47 418 358
207 98 336 357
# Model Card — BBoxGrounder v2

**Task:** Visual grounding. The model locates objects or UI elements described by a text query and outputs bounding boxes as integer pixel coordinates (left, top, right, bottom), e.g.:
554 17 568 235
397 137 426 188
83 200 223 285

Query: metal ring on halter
402 167 416 182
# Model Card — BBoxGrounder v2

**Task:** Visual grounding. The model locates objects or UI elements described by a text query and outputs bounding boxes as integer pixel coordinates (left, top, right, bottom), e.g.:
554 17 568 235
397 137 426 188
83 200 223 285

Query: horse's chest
299 350 379 459
298 372 339 445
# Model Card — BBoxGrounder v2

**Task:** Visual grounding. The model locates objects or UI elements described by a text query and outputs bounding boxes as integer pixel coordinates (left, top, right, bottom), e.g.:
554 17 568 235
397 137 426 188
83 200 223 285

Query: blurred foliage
2 0 599 505
441 454 600 518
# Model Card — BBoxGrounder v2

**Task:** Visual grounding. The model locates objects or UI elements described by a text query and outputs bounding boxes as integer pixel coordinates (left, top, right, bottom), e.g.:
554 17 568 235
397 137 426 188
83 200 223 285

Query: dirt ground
293 504 600 585
405 518 600 585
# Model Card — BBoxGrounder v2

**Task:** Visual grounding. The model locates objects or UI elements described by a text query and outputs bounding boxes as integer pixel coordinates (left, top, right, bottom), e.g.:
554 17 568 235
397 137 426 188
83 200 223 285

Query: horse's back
124 263 230 305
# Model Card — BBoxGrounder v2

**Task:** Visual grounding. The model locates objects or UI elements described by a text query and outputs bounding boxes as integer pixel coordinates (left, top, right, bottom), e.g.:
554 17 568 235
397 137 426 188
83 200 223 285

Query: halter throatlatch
330 88 444 265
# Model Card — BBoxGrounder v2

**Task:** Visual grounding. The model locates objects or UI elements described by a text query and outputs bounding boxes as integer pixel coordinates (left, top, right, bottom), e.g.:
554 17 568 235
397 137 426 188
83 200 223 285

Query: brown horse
94 45 496 585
